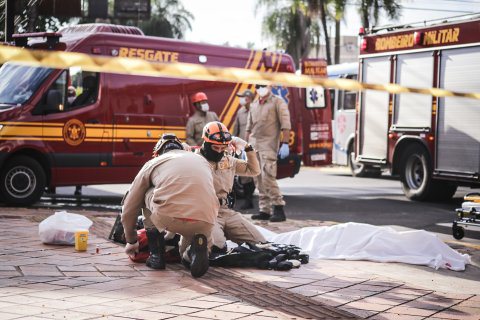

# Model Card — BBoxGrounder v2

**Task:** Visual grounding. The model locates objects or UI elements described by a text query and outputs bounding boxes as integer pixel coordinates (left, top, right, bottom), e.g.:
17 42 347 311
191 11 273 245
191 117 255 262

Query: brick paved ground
0 208 478 319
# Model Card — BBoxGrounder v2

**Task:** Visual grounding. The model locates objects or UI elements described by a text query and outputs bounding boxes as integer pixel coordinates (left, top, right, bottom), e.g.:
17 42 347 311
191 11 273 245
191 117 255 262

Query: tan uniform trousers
143 190 213 257
254 151 286 214
211 206 266 249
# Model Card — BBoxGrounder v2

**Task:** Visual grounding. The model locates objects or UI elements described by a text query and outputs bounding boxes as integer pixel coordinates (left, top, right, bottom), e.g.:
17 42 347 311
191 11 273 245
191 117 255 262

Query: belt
174 217 198 222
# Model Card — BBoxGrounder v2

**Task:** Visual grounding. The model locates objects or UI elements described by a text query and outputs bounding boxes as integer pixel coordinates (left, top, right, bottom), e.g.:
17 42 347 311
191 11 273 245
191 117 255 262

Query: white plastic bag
38 211 93 245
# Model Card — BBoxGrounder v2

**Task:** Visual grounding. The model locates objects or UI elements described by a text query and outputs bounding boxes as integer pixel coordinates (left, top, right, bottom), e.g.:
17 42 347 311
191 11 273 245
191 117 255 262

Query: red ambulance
0 24 332 205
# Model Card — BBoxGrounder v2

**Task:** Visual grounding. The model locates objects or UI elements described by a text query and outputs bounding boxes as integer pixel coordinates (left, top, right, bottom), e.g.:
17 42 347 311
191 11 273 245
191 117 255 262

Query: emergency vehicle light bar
12 32 62 49
367 12 480 35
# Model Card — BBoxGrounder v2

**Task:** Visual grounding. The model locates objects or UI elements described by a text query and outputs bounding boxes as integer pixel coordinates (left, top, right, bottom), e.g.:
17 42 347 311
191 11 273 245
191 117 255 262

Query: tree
306 0 332 64
1 0 71 41
332 0 347 64
139 0 193 39
358 0 400 29
309 0 400 63
257 0 320 67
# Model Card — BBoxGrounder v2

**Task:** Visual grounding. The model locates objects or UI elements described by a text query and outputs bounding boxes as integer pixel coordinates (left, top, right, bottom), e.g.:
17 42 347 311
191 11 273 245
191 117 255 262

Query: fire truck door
37 69 109 184
436 46 480 175
359 57 390 162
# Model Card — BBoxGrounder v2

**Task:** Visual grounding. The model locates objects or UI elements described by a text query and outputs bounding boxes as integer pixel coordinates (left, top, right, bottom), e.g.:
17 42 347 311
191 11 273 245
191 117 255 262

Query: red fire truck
356 16 480 201
0 24 332 205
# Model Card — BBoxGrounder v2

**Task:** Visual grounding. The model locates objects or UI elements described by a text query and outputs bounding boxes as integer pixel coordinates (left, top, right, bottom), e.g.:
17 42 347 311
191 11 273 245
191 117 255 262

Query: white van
327 63 380 177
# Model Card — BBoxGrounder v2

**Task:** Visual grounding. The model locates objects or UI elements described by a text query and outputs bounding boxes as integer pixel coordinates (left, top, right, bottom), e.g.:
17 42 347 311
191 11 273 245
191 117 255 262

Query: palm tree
358 0 400 29
257 0 320 67
139 0 193 39
306 0 332 64
332 0 347 64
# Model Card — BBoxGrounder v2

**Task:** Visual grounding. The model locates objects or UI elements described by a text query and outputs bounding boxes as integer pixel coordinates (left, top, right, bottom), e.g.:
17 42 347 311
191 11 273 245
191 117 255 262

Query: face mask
200 103 209 112
201 142 224 163
257 87 269 97
239 97 247 106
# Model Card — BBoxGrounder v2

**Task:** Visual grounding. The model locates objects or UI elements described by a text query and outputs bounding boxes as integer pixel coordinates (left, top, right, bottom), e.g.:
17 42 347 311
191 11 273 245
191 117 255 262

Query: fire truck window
69 68 99 108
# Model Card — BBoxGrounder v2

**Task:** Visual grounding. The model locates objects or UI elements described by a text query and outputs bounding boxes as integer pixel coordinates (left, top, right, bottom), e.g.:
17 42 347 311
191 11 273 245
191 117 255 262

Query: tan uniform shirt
186 110 220 146
233 106 249 140
121 150 219 243
246 94 291 156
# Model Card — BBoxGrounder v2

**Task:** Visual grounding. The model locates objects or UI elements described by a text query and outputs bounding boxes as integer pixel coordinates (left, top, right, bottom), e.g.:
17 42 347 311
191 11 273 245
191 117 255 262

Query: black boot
270 205 286 222
145 229 166 270
240 181 255 210
251 212 271 220
188 234 209 278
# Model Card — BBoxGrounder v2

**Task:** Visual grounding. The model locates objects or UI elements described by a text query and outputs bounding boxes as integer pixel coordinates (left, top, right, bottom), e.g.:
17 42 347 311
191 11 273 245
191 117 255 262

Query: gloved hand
231 136 248 152
181 143 192 152
125 241 139 257
278 143 289 159
239 150 247 160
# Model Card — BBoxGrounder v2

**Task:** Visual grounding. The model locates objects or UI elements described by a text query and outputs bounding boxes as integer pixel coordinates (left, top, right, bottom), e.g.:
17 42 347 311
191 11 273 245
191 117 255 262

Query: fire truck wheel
430 181 458 201
348 146 381 178
399 144 432 201
0 156 46 206
452 226 465 240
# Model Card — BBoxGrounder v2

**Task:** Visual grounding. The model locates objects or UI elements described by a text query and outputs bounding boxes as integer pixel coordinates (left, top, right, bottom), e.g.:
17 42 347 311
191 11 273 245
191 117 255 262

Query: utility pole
5 0 15 42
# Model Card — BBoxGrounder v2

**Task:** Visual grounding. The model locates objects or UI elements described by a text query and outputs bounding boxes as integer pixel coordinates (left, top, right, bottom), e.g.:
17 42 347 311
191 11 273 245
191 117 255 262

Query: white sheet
256 222 471 271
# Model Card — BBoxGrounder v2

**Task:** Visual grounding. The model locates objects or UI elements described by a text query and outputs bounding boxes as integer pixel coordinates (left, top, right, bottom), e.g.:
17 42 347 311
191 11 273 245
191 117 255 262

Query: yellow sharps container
75 230 89 251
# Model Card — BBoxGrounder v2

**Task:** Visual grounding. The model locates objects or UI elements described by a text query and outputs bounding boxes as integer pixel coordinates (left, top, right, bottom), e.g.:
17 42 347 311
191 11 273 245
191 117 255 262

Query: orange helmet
191 92 208 104
202 121 232 145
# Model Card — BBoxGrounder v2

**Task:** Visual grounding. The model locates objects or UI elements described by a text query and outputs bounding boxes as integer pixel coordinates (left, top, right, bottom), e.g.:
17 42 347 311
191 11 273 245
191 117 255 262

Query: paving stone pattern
0 210 478 320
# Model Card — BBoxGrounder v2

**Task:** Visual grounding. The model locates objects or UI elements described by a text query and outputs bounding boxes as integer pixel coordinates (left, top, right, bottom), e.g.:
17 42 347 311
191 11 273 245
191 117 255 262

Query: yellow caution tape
1 45 480 100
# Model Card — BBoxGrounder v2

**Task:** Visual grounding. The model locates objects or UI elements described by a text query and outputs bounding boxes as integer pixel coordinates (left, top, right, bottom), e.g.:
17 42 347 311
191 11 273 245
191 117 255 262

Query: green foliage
1 0 193 41
139 0 193 39
258 0 401 65
1 0 71 41
258 0 320 67
358 0 401 29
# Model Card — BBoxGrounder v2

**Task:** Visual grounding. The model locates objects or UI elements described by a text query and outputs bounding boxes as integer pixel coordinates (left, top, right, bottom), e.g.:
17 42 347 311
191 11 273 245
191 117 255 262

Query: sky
182 0 480 50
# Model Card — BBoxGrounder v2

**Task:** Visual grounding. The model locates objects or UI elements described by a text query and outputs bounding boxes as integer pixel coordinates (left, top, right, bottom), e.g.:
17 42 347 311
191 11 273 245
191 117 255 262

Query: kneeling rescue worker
198 122 266 250
121 134 219 278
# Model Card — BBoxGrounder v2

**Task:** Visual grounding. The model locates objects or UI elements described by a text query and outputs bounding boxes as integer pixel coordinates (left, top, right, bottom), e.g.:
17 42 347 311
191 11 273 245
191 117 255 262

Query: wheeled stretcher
452 193 480 240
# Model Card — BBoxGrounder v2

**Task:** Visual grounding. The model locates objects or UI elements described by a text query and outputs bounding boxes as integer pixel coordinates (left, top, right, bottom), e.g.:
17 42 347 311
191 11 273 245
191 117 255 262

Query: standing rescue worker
186 92 220 146
233 89 256 210
121 134 219 278
246 84 291 222
198 121 266 250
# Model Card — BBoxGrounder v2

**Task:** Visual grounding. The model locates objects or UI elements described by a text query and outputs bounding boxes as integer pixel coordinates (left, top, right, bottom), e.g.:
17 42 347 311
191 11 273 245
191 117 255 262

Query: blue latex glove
278 143 289 159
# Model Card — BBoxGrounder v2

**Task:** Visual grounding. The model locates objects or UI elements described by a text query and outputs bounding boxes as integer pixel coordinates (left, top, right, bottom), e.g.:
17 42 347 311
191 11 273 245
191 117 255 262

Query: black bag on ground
209 242 309 271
